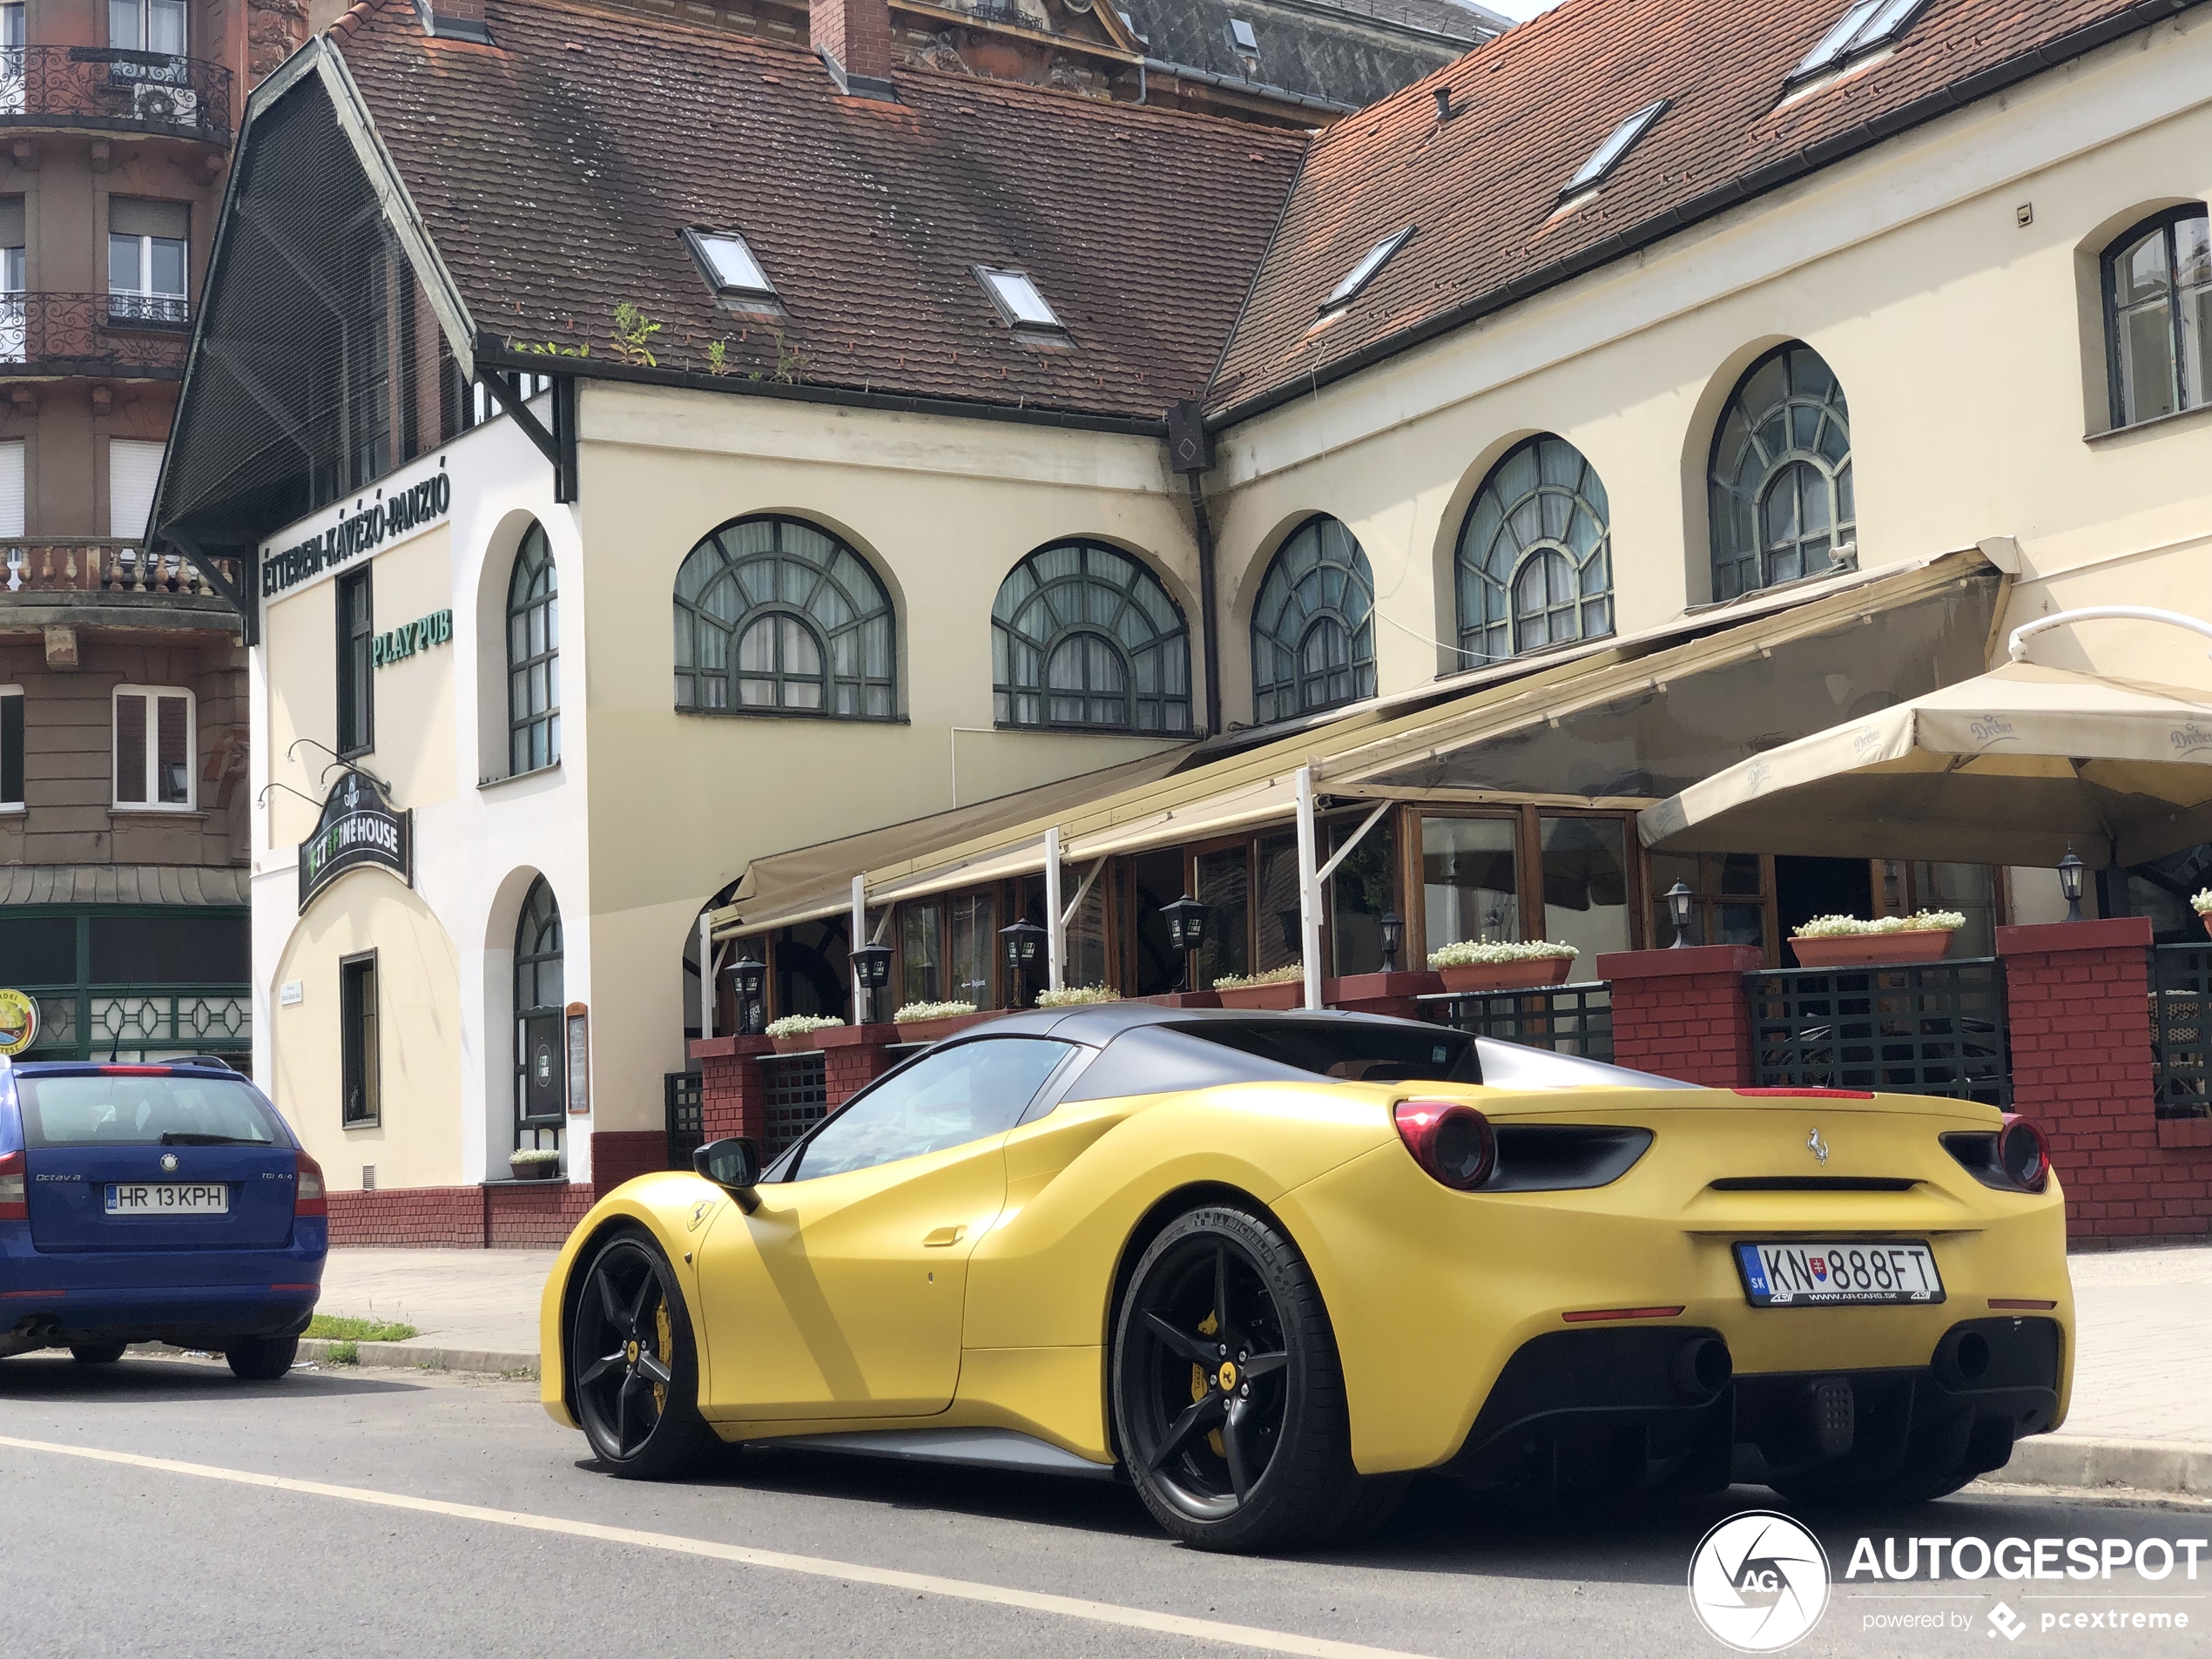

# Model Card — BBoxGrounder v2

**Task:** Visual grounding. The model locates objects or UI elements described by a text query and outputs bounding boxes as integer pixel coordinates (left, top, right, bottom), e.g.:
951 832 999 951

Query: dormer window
1320 226 1413 315
684 227 778 307
1787 0 1928 84
1560 98 1668 200
975 266 1066 335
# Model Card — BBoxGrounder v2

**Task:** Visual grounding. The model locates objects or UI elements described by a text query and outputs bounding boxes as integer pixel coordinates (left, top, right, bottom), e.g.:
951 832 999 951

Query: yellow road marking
0 1434 1433 1659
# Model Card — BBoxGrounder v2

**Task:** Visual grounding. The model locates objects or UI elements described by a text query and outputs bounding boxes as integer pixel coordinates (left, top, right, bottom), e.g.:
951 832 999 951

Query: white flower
1792 910 1963 938
765 1014 845 1039
894 1001 978 1022
1427 939 1579 968
2192 889 2212 916
1211 964 1304 989
1036 985 1120 1007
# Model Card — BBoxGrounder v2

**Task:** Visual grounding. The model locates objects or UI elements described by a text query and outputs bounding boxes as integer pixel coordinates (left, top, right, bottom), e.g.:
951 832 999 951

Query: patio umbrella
1636 660 2212 869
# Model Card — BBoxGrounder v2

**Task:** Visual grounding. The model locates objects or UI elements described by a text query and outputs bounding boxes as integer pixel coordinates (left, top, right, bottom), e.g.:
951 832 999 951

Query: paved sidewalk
307 1240 2212 1489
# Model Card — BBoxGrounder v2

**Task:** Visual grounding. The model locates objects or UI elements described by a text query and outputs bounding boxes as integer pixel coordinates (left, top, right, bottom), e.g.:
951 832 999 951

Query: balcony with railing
2 537 239 601
0 291 191 379
0 46 232 144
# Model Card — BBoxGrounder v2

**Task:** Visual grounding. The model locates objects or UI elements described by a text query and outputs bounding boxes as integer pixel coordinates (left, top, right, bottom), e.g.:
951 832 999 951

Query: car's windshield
792 1037 1074 1179
1170 1020 1480 1083
15 1071 286 1149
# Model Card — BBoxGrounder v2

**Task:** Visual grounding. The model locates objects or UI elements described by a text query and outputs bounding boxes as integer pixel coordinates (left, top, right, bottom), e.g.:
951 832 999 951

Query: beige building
152 0 2210 1226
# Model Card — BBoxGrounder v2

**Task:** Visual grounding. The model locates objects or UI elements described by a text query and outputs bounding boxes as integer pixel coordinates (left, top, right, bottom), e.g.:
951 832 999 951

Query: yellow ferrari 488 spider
541 1005 2072 1551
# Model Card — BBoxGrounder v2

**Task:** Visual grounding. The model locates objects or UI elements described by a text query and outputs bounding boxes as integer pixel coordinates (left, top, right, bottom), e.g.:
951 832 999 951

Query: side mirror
693 1136 761 1211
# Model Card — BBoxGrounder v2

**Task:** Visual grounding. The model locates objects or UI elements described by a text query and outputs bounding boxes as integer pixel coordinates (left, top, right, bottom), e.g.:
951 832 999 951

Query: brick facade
691 1034 773 1143
1596 945 1762 1086
820 1022 900 1106
326 1179 595 1247
1998 918 2212 1242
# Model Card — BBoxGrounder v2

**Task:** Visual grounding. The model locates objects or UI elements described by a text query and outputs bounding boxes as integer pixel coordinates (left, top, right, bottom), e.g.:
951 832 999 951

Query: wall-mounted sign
297 769 413 913
374 609 453 669
280 981 304 1006
262 468 452 600
0 987 38 1056
565 1001 590 1116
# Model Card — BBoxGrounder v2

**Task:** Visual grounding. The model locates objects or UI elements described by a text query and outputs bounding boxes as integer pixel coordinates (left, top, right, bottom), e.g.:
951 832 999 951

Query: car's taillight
1393 1099 1494 1190
1996 1114 2049 1194
0 1150 24 1220
1732 1087 1875 1099
294 1150 327 1217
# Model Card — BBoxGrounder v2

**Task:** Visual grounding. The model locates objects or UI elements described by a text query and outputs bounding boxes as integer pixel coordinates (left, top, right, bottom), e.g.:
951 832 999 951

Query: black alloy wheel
69 1342 128 1365
1113 1205 1391 1552
224 1335 299 1381
570 1231 713 1479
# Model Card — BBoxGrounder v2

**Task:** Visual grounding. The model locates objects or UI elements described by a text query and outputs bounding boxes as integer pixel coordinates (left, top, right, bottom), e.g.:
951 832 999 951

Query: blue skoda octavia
0 1055 327 1379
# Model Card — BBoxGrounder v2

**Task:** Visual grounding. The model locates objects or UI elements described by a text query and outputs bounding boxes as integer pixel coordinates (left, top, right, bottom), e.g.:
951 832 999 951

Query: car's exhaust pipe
1670 1335 1732 1400
1 1315 62 1356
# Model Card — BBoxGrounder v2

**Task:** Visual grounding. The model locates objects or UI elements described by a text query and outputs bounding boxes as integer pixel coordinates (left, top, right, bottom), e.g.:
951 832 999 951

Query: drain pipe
1170 401 1223 736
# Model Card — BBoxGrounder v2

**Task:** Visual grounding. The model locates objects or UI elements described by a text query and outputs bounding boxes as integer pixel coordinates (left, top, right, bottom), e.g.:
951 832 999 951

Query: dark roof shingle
334 0 1309 421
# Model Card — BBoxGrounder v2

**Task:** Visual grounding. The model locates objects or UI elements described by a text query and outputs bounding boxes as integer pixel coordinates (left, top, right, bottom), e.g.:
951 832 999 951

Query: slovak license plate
1735 1240 1943 1306
105 1183 229 1216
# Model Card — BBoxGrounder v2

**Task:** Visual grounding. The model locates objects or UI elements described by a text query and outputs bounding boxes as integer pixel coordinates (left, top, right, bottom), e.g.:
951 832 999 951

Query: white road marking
0 1434 1433 1659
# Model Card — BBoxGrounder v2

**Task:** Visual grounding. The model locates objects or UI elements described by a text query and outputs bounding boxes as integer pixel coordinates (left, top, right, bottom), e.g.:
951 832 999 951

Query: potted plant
2194 889 2212 938
1427 939 1579 994
1211 964 1305 1010
509 1147 563 1182
1788 910 1963 968
893 1000 998 1042
765 1014 845 1054
1037 985 1121 1008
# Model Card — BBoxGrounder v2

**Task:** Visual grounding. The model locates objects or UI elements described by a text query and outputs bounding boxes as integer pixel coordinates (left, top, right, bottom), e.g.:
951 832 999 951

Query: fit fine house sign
261 469 453 600
298 770 413 913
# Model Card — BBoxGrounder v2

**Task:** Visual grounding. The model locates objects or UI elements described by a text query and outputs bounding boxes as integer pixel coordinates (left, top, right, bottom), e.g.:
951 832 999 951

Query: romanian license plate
105 1183 229 1216
1735 1239 1944 1306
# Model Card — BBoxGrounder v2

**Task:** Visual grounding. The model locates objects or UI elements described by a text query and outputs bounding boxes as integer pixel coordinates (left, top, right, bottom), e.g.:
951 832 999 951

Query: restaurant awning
711 548 2003 941
1636 642 2212 870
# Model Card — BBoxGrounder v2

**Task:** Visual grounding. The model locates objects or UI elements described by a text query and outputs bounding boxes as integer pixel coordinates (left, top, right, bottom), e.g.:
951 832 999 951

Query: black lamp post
1000 916 1049 1008
728 951 767 1036
1665 880 1695 949
1379 912 1403 975
2058 849 2086 925
1160 894 1211 992
852 941 893 1025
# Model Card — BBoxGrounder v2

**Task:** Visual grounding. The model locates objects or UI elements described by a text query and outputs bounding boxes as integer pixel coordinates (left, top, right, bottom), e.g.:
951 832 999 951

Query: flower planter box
770 1031 835 1054
1213 979 1305 1010
896 1010 1003 1044
1138 991 1222 1008
1433 957 1575 995
1788 930 1954 968
2201 913 2212 940
508 1161 562 1182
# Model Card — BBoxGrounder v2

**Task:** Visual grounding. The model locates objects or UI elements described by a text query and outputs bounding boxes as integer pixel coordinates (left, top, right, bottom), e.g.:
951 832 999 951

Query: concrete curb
298 1337 538 1377
1998 1436 2212 1498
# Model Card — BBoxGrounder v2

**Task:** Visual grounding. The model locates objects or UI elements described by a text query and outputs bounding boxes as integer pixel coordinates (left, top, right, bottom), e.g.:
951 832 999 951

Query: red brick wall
692 1035 772 1143
810 0 893 84
1999 919 2212 1242
590 1130 668 1193
1596 946 1762 1087
821 1024 900 1107
327 1180 598 1248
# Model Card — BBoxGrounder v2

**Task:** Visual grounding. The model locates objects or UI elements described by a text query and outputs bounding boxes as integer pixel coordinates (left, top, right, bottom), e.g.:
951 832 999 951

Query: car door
695 1035 1075 1421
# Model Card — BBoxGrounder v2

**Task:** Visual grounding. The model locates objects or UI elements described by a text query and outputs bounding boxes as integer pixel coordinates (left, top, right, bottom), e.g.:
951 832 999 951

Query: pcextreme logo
1689 1511 1831 1651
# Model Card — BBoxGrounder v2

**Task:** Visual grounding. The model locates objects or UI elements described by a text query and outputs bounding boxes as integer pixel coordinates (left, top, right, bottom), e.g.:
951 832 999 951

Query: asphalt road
1 1352 2206 1659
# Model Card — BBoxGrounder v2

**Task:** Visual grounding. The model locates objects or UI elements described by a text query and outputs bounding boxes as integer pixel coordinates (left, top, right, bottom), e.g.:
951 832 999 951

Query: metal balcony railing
2148 944 2212 1120
759 1051 829 1158
1420 983 1615 1065
0 292 192 379
1747 958 2010 1107
2 538 241 601
0 46 232 144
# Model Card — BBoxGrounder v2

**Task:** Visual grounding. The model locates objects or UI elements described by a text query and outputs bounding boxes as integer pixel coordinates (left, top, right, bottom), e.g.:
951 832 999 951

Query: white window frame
0 684 23 812
683 227 778 306
974 266 1066 334
1320 226 1413 314
111 683 195 811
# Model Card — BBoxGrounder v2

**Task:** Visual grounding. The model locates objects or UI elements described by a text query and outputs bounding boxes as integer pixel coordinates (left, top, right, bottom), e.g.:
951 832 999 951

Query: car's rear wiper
158 1132 268 1146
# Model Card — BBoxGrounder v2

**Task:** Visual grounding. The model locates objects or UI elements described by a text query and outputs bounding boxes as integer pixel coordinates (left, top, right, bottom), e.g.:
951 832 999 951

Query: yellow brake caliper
1194 1308 1224 1458
653 1303 672 1413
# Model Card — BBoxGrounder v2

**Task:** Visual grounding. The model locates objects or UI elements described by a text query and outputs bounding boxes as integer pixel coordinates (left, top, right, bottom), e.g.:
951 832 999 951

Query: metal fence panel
1422 984 1614 1066
759 1051 829 1159
1747 959 2009 1106
664 1069 704 1170
2149 944 2212 1120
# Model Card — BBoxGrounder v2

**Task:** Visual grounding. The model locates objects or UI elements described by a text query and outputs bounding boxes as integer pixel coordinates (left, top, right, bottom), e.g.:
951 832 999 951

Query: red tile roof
328 0 1309 423
1207 0 2202 421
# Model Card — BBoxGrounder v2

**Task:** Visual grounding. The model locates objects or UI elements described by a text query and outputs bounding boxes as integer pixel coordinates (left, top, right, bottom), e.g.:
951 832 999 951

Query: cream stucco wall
1207 10 2212 718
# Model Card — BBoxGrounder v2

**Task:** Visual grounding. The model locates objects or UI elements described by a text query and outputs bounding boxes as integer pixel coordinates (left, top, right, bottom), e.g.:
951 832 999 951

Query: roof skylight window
1320 226 1413 314
1788 0 1928 84
1229 17 1258 51
1560 98 1669 200
684 227 777 303
975 266 1066 334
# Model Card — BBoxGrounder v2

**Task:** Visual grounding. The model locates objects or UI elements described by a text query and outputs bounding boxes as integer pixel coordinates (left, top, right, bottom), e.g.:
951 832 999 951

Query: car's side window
792 1037 1075 1180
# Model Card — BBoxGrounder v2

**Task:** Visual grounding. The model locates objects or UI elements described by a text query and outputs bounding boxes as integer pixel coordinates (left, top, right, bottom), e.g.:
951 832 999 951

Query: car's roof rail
171 1055 245 1071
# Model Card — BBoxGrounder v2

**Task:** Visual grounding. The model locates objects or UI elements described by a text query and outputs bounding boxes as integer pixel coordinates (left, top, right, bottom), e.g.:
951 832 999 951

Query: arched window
673 516 894 718
2104 205 2209 428
1454 436 1613 665
1708 343 1854 602
513 876 564 1149
992 542 1191 733
1250 516 1376 726
507 524 558 774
